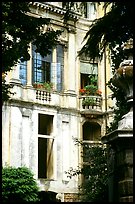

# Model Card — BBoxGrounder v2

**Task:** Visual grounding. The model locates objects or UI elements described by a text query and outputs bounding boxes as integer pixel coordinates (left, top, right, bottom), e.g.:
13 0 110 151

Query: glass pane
19 61 27 85
56 45 64 91
32 45 52 84
80 62 98 74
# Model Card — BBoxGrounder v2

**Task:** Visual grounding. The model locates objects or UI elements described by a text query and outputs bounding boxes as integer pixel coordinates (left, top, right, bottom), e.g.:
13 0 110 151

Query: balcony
9 84 77 109
36 89 51 102
79 95 103 117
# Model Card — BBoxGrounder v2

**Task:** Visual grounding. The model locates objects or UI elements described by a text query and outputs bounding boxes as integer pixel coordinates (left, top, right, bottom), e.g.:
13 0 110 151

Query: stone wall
64 193 80 202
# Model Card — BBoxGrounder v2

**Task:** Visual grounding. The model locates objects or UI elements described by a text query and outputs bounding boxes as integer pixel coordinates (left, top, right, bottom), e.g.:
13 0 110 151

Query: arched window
83 121 101 141
82 121 101 164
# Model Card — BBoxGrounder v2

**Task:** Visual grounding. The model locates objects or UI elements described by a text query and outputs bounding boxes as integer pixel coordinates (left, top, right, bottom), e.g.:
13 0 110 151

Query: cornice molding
29 2 81 20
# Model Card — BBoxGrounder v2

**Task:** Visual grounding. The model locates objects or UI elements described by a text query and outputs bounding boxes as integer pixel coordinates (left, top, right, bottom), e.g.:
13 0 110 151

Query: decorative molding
21 108 32 117
29 2 80 20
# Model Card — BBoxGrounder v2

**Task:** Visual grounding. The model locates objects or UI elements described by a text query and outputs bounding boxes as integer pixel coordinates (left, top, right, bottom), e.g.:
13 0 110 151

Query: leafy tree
2 166 40 202
63 2 133 131
66 140 108 202
106 78 131 132
77 2 133 64
63 2 133 201
2 2 62 102
79 2 133 131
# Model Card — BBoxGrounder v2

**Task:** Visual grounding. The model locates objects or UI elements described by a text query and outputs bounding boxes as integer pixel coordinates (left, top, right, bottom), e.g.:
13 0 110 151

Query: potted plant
82 97 97 107
79 75 102 96
33 82 53 92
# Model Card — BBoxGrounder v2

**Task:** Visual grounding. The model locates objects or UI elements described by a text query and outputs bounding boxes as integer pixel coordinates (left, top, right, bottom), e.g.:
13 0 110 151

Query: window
83 121 101 141
82 121 101 182
32 44 64 92
32 45 52 84
80 62 98 88
84 2 96 20
56 44 64 91
19 60 27 85
38 114 54 179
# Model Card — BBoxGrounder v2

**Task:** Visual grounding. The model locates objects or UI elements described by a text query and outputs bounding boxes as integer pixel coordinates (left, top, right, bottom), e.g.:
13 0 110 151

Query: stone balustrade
79 95 102 111
9 85 104 115
9 84 77 109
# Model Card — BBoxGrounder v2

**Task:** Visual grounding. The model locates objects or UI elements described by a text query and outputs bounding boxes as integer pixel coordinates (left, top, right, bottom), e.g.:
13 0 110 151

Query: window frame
38 113 54 179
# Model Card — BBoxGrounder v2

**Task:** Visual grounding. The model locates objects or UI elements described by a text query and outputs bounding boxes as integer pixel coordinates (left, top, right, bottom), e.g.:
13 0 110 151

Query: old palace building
2 2 114 202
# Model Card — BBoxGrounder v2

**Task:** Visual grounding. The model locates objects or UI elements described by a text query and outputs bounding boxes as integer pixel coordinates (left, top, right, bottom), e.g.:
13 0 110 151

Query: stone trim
29 2 80 20
64 193 80 202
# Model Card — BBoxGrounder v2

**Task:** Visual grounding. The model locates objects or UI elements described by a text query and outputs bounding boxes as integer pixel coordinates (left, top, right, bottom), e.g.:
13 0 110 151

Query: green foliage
78 2 133 66
106 79 130 132
2 2 62 102
2 166 40 202
82 97 96 106
66 140 108 202
75 2 133 132
2 78 14 103
80 75 99 96
33 81 53 91
80 145 108 202
84 85 98 95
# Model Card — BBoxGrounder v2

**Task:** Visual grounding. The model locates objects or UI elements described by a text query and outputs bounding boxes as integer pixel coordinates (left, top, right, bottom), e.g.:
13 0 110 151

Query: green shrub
66 141 108 202
80 145 108 202
82 97 96 106
2 166 40 202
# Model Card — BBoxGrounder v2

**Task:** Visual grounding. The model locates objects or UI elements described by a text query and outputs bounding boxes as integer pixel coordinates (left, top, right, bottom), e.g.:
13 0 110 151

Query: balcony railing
9 84 103 113
36 90 51 102
79 95 102 112
9 84 77 109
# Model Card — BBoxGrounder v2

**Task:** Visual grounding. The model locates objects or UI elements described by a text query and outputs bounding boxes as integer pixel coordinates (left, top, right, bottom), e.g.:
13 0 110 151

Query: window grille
32 45 52 84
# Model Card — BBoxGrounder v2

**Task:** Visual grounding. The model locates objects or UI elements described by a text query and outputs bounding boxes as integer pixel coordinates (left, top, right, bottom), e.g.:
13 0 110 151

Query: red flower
79 88 86 95
96 90 102 95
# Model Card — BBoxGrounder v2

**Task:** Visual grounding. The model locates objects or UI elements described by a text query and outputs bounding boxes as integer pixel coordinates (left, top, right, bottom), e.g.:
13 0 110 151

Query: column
26 43 32 87
67 29 76 94
51 48 57 90
63 46 68 91
10 64 21 84
102 130 133 202
101 63 133 202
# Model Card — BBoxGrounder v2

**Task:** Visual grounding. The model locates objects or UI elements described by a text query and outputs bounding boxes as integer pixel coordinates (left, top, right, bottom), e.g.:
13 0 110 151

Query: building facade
2 2 114 202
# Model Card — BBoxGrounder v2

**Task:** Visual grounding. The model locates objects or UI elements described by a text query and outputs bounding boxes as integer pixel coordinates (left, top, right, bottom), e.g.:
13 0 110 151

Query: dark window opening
81 73 98 89
38 138 54 179
38 114 54 179
83 121 101 141
81 73 90 88
38 138 47 178
38 114 53 135
82 122 101 164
